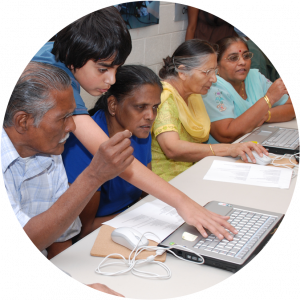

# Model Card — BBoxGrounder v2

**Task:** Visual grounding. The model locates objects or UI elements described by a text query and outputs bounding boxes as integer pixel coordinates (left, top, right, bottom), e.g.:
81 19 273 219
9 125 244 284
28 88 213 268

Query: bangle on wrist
264 95 272 109
209 144 215 156
266 110 271 122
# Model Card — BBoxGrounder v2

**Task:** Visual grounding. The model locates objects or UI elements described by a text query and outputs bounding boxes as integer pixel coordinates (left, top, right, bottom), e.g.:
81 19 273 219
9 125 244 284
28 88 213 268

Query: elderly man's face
26 86 76 156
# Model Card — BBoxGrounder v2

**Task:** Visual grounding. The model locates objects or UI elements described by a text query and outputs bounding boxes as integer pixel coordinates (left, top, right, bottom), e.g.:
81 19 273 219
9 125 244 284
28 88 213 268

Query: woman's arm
156 130 268 163
210 97 295 143
210 78 289 143
210 97 271 143
72 115 238 241
262 98 295 123
185 7 199 41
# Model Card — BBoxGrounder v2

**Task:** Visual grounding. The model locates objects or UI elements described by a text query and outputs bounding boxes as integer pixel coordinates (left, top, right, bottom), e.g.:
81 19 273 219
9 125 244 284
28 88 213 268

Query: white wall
82 1 188 110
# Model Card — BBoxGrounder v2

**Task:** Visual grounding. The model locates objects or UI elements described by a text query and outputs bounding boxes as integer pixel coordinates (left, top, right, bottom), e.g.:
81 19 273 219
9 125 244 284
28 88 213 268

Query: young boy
32 6 237 251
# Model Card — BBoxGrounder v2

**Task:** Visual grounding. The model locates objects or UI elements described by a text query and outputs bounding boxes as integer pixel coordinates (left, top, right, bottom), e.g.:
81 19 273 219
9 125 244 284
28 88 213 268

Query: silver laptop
239 124 299 155
158 201 284 273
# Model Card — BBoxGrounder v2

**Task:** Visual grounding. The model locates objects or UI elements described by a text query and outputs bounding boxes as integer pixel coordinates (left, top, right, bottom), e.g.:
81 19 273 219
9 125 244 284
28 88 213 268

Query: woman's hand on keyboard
176 198 238 241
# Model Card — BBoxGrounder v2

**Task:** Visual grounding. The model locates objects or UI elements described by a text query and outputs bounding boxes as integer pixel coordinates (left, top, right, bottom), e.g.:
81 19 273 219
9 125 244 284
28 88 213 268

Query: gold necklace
241 81 245 98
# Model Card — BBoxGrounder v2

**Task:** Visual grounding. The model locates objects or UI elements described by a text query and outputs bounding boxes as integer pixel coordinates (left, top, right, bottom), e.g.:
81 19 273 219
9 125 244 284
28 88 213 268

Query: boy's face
71 58 119 96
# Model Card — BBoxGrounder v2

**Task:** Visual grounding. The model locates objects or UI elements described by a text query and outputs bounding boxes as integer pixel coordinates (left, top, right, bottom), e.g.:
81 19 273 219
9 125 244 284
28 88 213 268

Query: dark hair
159 39 218 79
51 6 132 71
89 65 162 116
4 62 71 128
216 36 249 63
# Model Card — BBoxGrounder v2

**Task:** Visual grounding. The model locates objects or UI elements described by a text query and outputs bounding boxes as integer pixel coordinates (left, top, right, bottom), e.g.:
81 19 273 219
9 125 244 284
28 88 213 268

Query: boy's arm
73 115 238 241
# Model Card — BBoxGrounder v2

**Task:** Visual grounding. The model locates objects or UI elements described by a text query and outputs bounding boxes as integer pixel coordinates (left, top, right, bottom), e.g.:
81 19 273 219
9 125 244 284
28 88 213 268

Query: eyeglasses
224 52 254 62
194 67 218 77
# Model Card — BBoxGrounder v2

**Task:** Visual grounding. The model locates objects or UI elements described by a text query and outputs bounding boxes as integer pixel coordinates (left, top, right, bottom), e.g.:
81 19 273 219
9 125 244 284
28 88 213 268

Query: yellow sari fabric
151 81 211 181
157 81 210 141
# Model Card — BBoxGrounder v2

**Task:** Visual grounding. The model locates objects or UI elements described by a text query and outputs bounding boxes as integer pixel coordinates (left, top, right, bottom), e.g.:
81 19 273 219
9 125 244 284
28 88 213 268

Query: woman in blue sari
203 36 295 144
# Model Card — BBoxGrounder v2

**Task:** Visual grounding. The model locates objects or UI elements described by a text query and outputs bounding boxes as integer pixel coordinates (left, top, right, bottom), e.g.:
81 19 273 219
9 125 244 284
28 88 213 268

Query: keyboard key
227 242 236 247
216 245 225 249
207 241 220 248
241 237 250 242
203 248 212 251
229 248 239 254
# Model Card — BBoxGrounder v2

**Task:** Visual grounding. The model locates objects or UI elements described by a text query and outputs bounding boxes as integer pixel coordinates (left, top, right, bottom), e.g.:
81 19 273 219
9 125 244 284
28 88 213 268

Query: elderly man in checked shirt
1 62 133 297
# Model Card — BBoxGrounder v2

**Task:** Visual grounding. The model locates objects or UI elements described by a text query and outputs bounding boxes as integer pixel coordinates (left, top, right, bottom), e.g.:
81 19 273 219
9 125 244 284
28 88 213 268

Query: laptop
239 124 299 155
158 201 284 273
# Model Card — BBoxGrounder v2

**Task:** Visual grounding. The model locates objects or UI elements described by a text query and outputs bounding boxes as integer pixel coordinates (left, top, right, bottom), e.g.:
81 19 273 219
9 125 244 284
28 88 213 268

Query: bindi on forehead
228 49 249 56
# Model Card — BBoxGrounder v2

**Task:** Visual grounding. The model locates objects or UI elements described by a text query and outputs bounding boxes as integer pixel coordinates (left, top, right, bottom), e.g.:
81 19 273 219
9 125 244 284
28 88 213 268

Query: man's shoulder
1 128 19 173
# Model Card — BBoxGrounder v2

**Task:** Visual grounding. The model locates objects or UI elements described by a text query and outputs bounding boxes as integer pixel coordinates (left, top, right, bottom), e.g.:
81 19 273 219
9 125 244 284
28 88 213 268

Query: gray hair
159 39 218 79
4 61 72 128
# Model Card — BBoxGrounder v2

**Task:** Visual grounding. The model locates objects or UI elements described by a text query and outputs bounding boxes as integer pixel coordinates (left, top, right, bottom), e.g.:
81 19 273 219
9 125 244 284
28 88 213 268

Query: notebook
239 124 299 155
158 201 284 273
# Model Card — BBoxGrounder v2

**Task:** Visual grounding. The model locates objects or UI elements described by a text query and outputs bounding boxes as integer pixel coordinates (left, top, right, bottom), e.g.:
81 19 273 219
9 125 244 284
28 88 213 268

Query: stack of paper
104 199 184 243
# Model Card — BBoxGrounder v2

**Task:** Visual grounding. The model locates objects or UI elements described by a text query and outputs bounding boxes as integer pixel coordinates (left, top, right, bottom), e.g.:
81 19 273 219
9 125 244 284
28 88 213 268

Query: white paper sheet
103 199 184 243
203 160 293 189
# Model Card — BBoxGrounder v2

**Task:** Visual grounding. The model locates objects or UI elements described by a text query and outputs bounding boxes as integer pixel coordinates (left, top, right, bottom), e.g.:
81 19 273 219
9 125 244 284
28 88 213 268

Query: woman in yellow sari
152 39 268 181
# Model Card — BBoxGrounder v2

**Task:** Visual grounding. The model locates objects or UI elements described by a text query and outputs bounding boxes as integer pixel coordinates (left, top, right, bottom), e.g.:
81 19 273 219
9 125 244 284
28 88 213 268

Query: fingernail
218 234 224 239
125 130 132 138
234 229 238 234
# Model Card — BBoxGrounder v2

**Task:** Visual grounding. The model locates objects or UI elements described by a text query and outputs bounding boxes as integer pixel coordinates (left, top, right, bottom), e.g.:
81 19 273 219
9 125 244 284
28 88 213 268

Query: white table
51 119 298 299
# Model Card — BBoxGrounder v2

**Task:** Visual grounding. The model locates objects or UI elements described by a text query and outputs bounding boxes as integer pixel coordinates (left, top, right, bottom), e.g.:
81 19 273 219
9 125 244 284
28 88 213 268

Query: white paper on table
203 160 293 189
103 199 184 243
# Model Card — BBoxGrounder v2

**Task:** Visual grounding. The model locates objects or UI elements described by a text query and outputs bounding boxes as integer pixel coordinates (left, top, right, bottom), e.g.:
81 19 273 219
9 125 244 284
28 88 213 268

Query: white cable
95 231 204 279
269 152 299 178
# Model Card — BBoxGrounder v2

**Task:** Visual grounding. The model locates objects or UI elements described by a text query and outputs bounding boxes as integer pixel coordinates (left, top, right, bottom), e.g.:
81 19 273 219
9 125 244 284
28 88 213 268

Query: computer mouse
111 227 149 250
244 151 272 166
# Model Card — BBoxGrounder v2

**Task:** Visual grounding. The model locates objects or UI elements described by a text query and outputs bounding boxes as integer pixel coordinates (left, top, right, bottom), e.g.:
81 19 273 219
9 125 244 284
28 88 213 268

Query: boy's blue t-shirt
31 42 88 115
62 110 152 217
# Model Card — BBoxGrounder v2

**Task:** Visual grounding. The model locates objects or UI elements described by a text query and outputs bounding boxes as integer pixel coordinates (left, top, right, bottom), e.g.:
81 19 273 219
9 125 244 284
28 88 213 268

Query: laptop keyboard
262 128 299 149
193 208 278 259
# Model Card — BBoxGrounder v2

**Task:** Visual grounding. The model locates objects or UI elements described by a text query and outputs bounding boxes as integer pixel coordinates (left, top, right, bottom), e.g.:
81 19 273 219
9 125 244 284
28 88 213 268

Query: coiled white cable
270 152 299 178
95 231 204 279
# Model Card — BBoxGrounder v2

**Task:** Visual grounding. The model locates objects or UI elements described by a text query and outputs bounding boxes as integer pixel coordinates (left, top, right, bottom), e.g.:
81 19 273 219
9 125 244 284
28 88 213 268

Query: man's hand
88 130 134 184
176 199 238 241
86 283 125 297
